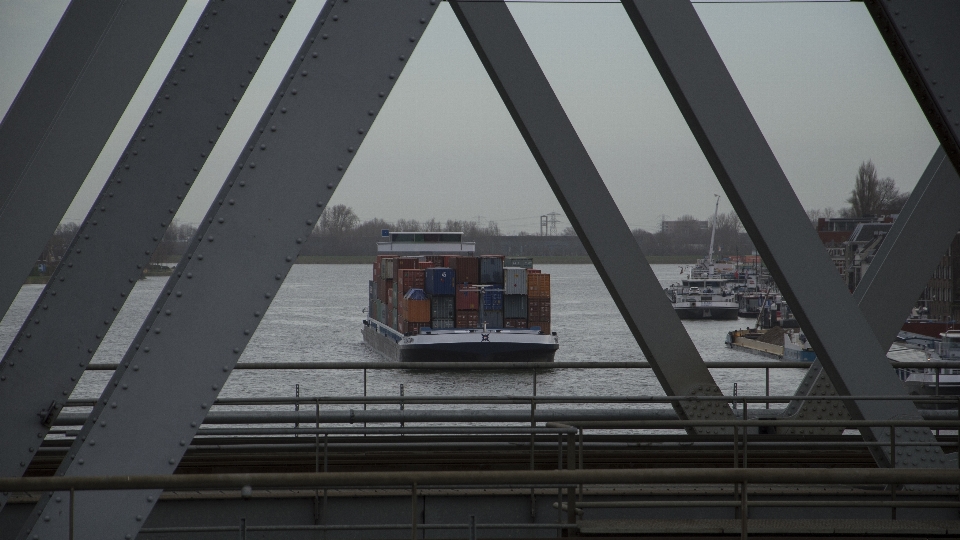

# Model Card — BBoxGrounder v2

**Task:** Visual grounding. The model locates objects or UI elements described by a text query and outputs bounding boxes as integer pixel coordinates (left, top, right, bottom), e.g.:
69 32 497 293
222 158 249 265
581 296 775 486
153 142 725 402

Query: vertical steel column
620 0 948 468
0 0 297 511
21 2 440 539
863 1 960 176
449 0 735 428
0 0 187 322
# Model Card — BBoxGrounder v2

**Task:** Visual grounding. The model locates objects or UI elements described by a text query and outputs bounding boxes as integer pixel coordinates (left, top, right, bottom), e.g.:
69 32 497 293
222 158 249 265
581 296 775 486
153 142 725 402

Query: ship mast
705 194 720 275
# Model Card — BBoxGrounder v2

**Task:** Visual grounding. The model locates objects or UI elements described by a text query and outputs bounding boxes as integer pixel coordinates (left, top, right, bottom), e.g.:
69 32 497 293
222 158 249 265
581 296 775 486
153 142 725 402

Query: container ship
362 231 559 362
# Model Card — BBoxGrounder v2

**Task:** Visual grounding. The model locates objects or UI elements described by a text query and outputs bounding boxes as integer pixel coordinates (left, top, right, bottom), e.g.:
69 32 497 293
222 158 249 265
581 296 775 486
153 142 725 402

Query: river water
1 264 808 415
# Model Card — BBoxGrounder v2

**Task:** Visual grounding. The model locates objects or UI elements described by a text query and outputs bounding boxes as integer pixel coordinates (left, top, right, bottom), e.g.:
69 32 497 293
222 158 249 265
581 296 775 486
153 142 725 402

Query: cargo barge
363 231 558 362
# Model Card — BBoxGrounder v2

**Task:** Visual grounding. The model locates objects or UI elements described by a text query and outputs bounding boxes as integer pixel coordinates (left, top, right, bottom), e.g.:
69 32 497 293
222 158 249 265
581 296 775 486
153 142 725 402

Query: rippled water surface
1 264 807 414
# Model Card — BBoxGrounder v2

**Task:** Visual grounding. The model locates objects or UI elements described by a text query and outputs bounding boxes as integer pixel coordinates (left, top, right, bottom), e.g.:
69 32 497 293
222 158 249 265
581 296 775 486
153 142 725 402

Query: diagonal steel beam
0 0 186 323
21 1 440 538
0 0 297 513
855 146 960 349
864 1 960 177
781 148 960 434
620 0 950 468
449 0 734 428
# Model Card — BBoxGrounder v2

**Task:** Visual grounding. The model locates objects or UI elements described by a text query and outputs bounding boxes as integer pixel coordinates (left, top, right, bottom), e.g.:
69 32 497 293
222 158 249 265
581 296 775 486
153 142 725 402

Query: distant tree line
38 159 900 265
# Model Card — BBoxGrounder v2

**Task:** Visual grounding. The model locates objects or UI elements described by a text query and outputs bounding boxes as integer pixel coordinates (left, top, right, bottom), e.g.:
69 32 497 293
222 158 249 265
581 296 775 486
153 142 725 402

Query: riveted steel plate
0 0 297 514
24 1 440 538
621 0 948 468
864 1 960 175
450 0 734 431
0 0 186 325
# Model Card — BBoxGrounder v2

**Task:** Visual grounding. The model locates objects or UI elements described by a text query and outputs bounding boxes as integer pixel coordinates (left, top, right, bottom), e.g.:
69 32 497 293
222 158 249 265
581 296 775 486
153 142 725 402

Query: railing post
469 515 477 540
239 517 246 540
411 482 418 540
567 430 578 536
890 425 897 520
765 368 770 409
740 481 748 540
69 488 74 540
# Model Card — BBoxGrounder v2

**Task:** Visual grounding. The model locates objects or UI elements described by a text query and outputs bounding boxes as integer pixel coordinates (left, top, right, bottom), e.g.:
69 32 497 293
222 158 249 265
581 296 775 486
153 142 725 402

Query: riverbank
295 255 699 265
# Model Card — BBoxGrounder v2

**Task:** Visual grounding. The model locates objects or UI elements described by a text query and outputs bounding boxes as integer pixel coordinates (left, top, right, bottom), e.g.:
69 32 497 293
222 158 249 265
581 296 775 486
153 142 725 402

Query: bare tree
317 204 360 235
846 161 909 217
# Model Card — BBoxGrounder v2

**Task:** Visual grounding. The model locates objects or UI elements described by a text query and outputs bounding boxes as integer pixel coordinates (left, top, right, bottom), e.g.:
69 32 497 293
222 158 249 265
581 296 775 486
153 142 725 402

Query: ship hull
363 320 557 363
674 305 739 320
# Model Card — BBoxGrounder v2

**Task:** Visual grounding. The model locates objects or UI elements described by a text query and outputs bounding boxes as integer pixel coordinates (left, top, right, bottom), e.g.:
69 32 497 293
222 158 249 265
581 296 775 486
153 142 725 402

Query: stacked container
425 267 456 329
368 255 551 334
527 269 551 334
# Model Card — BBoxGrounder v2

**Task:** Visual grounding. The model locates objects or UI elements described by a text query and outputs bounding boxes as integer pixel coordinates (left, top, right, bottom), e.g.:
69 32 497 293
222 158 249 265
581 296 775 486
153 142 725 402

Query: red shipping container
417 261 434 270
455 311 479 328
398 269 426 295
453 256 480 284
421 255 445 267
455 286 480 311
504 318 527 329
398 257 419 270
528 299 541 321
527 269 541 274
401 321 429 335
443 255 457 268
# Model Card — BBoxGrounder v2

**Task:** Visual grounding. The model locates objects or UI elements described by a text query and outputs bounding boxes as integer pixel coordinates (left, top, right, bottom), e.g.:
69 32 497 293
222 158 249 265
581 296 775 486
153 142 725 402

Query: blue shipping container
482 288 504 310
424 267 456 296
480 257 504 284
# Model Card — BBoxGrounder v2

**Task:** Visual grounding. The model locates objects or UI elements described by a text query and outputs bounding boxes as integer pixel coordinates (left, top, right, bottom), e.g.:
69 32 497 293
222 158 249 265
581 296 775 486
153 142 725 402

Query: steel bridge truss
0 0 959 537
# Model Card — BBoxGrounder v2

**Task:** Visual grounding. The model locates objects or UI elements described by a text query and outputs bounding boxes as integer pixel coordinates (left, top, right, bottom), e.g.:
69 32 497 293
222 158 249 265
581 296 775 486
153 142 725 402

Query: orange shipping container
404 298 431 323
527 273 551 298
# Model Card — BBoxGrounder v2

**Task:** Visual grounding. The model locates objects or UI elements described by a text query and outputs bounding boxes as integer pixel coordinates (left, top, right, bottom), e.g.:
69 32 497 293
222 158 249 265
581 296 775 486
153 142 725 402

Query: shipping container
453 256 480 284
456 311 479 328
503 267 528 295
485 311 503 329
404 299 431 323
504 318 527 329
421 255 445 267
424 267 456 296
482 288 504 311
479 255 504 285
430 295 455 320
527 273 551 298
417 261 434 269
401 321 430 335
505 257 533 269
430 318 454 330
442 255 457 268
455 287 480 311
504 295 528 319
528 299 551 322
398 257 419 270
382 257 396 280
398 269 426 295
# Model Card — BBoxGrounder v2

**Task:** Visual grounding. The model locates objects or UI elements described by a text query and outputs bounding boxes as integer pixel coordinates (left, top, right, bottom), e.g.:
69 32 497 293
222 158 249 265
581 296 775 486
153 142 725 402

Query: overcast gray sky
0 0 938 234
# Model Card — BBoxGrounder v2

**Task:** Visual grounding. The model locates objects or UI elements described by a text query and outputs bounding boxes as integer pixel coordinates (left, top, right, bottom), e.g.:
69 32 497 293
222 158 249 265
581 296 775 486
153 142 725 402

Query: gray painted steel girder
0 0 186 325
450 0 735 429
864 1 960 177
23 1 440 538
620 0 947 468
0 0 297 512
783 148 960 433
855 147 960 349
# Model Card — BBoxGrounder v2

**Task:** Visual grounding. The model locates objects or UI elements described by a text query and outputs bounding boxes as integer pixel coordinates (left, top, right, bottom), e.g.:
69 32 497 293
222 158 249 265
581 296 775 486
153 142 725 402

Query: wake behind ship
362 231 558 362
